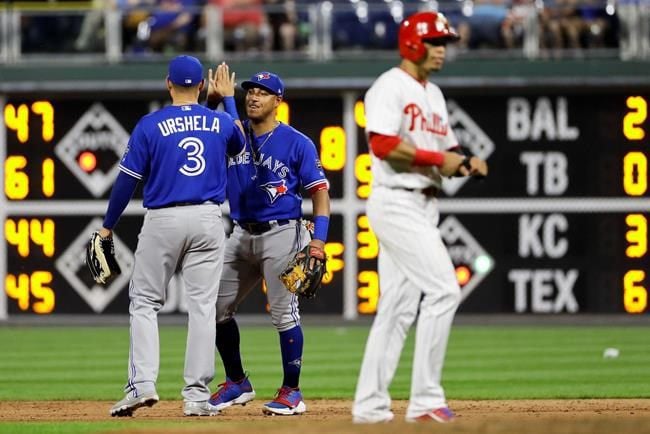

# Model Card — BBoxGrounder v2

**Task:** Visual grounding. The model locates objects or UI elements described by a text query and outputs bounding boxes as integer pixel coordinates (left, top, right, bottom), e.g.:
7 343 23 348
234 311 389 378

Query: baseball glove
85 231 122 285
279 245 326 299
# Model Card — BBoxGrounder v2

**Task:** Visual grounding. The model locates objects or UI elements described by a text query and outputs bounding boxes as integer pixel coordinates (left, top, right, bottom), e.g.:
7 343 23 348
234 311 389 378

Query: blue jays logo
259 179 288 203
256 73 271 81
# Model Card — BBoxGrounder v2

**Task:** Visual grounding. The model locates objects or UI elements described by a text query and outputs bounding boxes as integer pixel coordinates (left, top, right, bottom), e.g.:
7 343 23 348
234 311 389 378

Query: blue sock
279 326 303 389
215 318 245 382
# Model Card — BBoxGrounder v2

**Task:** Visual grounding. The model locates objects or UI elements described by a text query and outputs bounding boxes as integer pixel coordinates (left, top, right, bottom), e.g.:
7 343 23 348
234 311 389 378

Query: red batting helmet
398 12 460 62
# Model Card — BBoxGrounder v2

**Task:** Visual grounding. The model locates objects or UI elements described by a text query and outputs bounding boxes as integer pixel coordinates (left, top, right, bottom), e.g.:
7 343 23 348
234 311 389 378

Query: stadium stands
0 0 646 62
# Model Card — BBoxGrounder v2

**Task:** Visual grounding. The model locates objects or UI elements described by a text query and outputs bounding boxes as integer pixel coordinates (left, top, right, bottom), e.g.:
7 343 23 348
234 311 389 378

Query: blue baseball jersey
119 104 245 208
227 121 329 222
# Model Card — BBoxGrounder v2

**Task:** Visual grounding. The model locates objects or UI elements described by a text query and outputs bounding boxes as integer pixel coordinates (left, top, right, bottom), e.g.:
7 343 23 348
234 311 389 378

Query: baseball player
205 64 330 416
105 55 245 417
352 12 488 424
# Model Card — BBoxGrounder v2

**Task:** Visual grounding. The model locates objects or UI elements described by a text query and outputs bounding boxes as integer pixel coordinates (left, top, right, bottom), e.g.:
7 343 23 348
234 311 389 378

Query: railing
0 0 648 64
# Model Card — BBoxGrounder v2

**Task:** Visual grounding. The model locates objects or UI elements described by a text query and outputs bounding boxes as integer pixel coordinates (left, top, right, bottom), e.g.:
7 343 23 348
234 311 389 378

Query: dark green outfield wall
1 58 649 93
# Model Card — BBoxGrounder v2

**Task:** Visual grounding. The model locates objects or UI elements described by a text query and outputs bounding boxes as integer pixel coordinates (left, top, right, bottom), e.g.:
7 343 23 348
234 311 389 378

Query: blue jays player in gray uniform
205 64 330 415
103 55 245 417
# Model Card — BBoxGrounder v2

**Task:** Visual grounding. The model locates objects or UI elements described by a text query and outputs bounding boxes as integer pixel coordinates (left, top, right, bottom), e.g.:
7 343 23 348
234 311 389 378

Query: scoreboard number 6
623 270 647 314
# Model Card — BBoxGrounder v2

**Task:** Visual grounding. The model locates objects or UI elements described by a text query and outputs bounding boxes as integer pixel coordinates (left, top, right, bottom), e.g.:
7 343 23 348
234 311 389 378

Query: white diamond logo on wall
444 101 495 196
54 103 129 198
439 216 494 302
55 218 135 313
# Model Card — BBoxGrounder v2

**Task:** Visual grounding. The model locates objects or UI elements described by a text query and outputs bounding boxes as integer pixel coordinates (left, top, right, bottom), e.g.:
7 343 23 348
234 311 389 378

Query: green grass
2 324 649 433
1 324 648 401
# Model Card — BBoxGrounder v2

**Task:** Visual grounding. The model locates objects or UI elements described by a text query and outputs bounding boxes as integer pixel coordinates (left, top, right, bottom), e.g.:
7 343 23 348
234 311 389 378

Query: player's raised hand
215 62 236 98
207 66 220 103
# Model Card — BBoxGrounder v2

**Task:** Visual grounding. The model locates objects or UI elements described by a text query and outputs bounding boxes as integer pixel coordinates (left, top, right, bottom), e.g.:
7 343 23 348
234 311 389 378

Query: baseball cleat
262 386 306 416
110 391 159 417
406 407 456 423
208 375 256 411
352 412 395 424
183 400 220 416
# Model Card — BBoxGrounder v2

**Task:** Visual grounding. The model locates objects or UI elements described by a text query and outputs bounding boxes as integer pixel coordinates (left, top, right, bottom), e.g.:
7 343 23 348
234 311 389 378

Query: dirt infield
2 399 650 433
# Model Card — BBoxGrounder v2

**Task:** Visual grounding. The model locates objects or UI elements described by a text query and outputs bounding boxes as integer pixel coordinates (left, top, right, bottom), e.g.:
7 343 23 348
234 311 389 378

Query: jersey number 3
178 137 206 176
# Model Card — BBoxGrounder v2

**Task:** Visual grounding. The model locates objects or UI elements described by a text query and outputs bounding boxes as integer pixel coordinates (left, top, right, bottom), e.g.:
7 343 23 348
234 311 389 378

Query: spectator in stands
75 0 105 52
265 0 299 51
456 0 524 49
508 0 535 47
75 0 157 53
617 0 650 59
21 0 84 53
539 0 583 50
576 0 612 48
207 0 269 52
146 0 202 53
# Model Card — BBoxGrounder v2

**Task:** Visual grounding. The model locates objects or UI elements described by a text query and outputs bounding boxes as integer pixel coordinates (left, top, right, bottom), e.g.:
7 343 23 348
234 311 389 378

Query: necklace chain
249 122 279 180
249 122 279 160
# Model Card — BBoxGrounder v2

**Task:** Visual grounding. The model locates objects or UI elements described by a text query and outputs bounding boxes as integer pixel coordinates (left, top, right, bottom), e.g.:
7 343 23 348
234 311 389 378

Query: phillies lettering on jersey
403 103 448 135
119 104 244 208
227 121 329 222
364 67 458 190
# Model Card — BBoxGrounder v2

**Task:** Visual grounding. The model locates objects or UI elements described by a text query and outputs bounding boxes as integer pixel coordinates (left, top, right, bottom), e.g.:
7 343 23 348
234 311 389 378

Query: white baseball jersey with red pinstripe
353 66 462 422
364 67 458 190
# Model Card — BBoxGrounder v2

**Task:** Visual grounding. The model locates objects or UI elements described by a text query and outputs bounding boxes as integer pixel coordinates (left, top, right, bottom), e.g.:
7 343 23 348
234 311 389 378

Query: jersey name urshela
157 115 221 136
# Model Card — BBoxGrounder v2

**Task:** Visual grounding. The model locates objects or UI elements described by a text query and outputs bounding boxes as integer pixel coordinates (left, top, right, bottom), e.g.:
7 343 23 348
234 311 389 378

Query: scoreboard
1 87 649 318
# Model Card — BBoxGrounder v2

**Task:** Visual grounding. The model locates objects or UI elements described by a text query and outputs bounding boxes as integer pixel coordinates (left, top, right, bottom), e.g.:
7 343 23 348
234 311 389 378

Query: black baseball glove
85 231 122 285
452 146 486 179
279 245 327 299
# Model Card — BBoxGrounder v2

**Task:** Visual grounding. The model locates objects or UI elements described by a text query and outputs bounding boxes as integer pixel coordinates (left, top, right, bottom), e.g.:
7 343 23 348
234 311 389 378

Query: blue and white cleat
208 375 256 411
262 386 307 416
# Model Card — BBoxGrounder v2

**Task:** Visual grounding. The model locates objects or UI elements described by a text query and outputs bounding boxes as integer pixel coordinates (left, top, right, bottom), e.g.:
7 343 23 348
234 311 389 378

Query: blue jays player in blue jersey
205 64 330 415
102 55 245 417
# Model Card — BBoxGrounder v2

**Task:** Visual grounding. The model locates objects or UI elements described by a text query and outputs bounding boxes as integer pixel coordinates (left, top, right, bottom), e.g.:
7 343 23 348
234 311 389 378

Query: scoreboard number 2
623 96 647 141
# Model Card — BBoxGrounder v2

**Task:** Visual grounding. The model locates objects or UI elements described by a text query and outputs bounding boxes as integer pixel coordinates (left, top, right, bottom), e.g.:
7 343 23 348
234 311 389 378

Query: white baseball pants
353 187 461 421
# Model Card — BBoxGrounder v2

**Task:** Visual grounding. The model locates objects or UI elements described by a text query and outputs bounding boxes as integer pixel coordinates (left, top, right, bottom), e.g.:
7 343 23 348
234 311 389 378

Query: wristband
222 96 239 120
312 215 329 242
412 148 444 167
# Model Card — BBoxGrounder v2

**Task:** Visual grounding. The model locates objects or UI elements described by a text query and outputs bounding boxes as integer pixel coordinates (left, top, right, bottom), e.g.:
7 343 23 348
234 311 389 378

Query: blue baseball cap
241 72 284 97
168 55 203 87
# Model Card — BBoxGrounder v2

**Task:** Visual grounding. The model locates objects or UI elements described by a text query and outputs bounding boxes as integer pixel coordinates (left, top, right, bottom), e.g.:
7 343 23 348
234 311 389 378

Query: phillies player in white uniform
352 12 488 424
